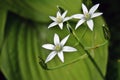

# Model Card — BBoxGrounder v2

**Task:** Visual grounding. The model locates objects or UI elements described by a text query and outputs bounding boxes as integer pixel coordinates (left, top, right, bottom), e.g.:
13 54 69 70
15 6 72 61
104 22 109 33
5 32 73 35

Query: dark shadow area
0 71 6 80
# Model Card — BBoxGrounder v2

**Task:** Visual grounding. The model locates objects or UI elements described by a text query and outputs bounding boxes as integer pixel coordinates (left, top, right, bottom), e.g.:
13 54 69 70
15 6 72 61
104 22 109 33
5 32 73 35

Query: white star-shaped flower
42 33 77 63
72 3 103 31
48 11 71 29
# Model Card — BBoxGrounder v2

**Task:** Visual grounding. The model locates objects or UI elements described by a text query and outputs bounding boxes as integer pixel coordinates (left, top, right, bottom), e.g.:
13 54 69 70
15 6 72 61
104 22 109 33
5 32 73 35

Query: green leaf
1 12 108 80
1 0 109 80
0 7 7 68
4 0 83 22
0 8 7 49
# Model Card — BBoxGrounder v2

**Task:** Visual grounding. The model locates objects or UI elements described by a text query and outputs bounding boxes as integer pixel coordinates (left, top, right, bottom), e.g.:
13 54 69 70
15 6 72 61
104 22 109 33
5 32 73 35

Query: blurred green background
0 0 120 80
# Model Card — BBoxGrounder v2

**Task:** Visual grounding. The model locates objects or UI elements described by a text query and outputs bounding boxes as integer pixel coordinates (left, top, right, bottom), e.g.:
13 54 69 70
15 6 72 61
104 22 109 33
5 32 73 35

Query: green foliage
0 8 7 50
0 0 109 80
4 0 82 22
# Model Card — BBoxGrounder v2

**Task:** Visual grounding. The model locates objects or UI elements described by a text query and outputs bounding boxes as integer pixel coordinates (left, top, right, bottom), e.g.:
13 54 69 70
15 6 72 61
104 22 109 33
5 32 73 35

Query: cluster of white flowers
42 3 102 63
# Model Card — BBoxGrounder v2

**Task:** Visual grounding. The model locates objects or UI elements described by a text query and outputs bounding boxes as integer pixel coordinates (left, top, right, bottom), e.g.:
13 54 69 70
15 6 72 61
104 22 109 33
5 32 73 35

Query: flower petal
42 44 55 50
91 12 103 18
58 51 64 62
45 51 57 63
63 46 77 52
48 22 58 28
89 4 99 14
58 23 63 29
62 10 68 18
61 35 70 46
87 19 94 31
63 17 71 22
54 33 60 45
75 19 85 29
57 11 61 17
72 14 84 19
49 16 56 21
82 3 88 14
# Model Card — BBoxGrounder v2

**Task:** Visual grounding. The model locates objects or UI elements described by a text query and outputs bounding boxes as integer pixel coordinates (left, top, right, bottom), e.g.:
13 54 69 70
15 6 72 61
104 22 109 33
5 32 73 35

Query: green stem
67 23 105 80
46 54 87 70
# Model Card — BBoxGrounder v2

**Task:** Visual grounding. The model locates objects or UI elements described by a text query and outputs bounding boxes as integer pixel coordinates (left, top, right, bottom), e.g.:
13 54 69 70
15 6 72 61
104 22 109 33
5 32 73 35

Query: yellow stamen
56 16 63 23
84 13 91 20
55 44 62 51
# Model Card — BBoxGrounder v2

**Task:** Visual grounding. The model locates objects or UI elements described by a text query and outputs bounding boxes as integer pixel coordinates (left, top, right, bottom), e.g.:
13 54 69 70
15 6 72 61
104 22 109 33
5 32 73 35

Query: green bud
102 24 110 40
38 56 49 70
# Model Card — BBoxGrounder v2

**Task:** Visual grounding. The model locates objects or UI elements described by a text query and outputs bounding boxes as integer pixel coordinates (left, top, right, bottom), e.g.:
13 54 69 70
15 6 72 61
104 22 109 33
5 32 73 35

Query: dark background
0 0 120 80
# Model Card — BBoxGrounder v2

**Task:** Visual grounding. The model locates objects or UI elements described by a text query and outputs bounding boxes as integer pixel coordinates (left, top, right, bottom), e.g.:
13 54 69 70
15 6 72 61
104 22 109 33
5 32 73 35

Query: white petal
58 51 64 62
54 33 60 45
42 44 55 50
60 35 70 46
91 12 103 18
62 10 68 18
58 23 63 29
75 19 85 29
89 4 100 14
49 16 56 21
57 11 61 17
63 17 71 22
45 51 57 63
48 22 58 28
63 46 77 52
87 19 94 31
72 14 84 19
82 3 88 14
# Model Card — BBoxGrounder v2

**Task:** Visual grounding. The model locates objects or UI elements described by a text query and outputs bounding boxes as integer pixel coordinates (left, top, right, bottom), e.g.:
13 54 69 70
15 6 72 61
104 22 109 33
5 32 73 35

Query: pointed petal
58 23 63 29
48 22 58 28
58 51 64 62
63 46 77 52
45 51 57 63
89 4 100 14
75 19 85 29
72 14 84 19
57 11 61 17
42 44 55 50
62 10 68 18
82 3 88 14
49 16 56 21
91 12 103 18
61 35 70 46
63 17 71 22
87 19 94 31
54 33 60 45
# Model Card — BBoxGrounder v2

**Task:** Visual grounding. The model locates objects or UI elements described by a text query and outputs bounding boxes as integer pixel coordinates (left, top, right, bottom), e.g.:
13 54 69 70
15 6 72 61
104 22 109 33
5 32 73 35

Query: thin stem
46 54 87 70
67 23 105 79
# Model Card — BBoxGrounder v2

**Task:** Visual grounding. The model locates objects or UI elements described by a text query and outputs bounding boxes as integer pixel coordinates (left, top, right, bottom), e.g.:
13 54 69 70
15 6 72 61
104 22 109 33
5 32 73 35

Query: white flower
72 3 103 31
48 11 71 29
42 33 77 63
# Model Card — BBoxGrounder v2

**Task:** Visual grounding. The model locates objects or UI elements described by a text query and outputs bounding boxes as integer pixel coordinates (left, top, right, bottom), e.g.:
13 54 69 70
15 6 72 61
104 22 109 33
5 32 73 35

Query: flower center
56 16 63 23
84 13 91 20
55 44 62 52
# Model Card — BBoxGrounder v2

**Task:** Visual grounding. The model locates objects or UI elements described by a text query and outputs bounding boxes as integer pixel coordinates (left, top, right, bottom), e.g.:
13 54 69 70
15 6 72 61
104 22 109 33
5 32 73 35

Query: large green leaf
0 0 109 80
1 12 108 80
